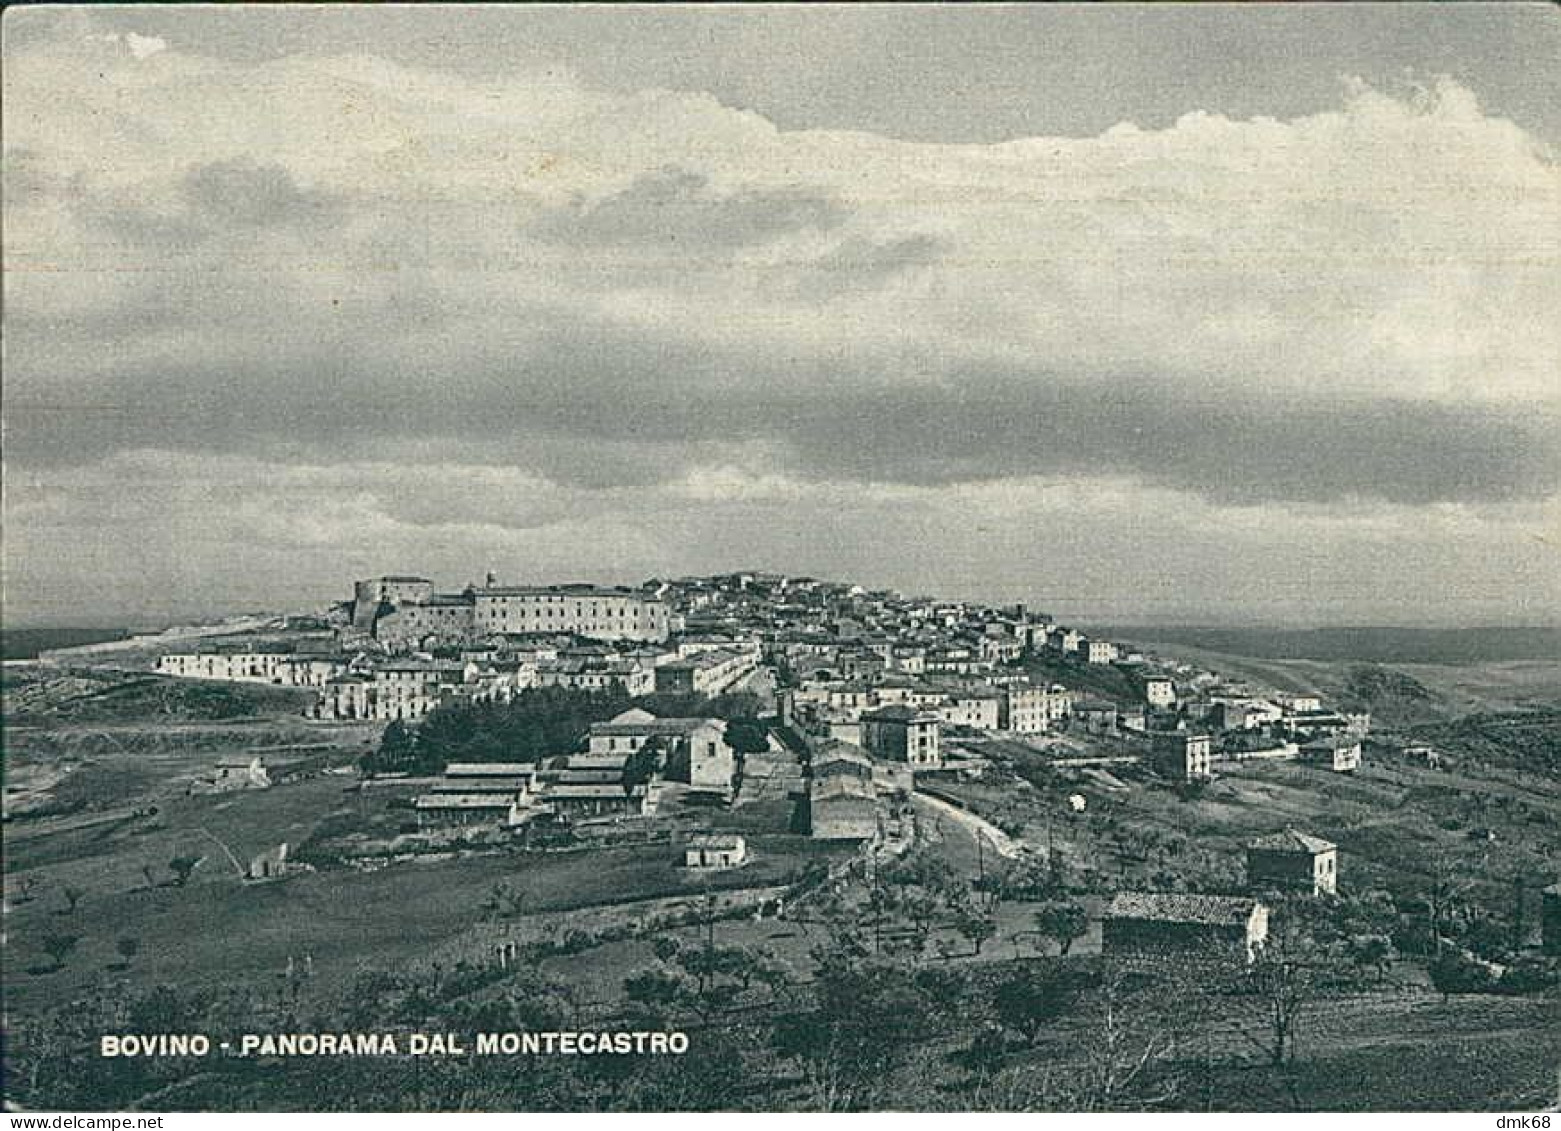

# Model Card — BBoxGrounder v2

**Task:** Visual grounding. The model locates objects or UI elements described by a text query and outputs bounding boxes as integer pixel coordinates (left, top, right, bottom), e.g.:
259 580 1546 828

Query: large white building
473 586 671 642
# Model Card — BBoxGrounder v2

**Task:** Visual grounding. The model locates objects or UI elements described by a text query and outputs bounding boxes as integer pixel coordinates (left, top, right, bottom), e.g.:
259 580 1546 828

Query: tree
480 881 526 921
725 717 771 754
114 937 140 970
621 743 662 795
772 957 937 1111
1075 960 1184 1110
1233 924 1325 1067
1348 933 1395 984
60 885 83 915
168 855 203 886
40 933 80 971
1429 950 1493 1000
993 963 1079 1044
1035 901 1089 956
955 905 998 956
366 719 417 776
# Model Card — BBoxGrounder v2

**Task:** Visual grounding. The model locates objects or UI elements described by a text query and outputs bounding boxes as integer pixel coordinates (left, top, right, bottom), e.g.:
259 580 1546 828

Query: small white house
684 833 748 870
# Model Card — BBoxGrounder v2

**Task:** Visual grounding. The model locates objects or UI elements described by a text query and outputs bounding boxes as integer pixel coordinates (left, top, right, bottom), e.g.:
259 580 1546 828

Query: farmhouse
807 776 878 841
246 842 302 881
1151 731 1213 782
684 834 747 870
192 755 271 794
1073 698 1119 735
811 740 875 782
1247 829 1338 896
1300 734 1362 772
1102 892 1271 964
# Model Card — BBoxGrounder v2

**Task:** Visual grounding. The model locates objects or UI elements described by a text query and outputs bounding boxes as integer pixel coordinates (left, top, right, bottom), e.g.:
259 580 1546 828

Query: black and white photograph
3 1 1559 1117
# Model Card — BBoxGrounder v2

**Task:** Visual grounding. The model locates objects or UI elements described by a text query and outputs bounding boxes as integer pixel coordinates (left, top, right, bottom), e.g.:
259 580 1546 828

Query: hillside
1129 642 1561 728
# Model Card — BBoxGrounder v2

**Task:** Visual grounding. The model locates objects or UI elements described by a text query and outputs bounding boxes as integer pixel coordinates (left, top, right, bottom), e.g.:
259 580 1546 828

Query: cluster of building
148 569 1379 861
410 708 737 829
154 575 761 722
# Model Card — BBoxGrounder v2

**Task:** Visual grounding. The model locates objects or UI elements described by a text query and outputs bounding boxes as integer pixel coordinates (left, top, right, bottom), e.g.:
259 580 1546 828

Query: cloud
528 165 848 250
3 16 1558 622
181 157 343 228
7 451 1558 625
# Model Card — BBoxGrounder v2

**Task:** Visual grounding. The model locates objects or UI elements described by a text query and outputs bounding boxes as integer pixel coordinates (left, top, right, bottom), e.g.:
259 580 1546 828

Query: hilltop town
4 569 1559 1111
131 570 1380 831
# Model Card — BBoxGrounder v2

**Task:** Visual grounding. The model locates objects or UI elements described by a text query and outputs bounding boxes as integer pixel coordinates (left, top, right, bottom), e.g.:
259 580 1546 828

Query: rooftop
1248 828 1337 855
861 704 938 723
1103 891 1263 927
444 762 536 777
687 833 745 850
590 717 721 737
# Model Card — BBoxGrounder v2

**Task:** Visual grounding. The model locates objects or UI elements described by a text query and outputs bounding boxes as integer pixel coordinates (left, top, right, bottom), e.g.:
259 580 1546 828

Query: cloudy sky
4 4 1559 627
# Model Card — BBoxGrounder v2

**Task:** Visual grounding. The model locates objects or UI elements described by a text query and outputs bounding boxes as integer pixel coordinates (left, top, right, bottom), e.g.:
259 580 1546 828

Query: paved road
912 790 1025 859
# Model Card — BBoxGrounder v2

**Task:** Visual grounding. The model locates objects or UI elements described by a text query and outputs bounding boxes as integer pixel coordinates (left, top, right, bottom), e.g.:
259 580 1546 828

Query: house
1247 829 1338 895
194 755 271 793
1142 678 1177 709
936 690 1002 731
653 647 756 695
1073 698 1119 736
310 658 467 721
1085 639 1119 665
811 741 876 783
807 775 878 841
534 656 654 696
684 834 747 870
1284 708 1356 738
860 705 942 769
1102 892 1271 964
246 842 302 881
1151 731 1213 782
588 710 735 795
1000 684 1052 734
1300 734 1362 772
1277 694 1322 714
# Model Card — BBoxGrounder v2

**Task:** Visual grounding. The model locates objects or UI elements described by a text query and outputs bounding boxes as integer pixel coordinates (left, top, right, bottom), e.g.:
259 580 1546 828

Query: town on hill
5 568 1559 1112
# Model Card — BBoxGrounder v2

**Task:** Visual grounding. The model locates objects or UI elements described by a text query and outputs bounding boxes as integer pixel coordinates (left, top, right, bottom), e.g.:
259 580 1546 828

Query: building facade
1247 829 1338 895
860 706 942 769
1102 892 1270 964
473 587 671 642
